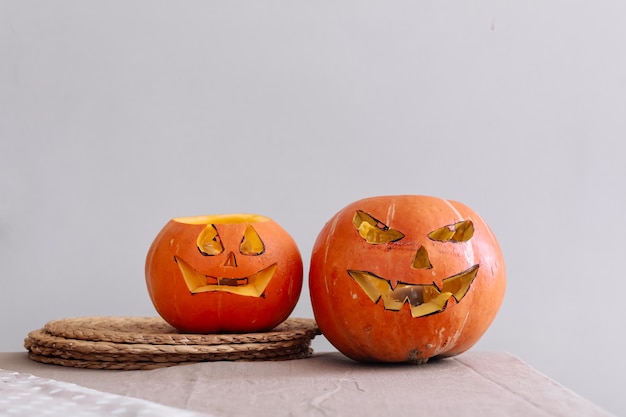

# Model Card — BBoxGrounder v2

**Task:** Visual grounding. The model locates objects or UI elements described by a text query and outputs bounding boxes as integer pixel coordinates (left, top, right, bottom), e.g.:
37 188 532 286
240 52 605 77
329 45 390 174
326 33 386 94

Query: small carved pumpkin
309 195 506 363
146 214 303 333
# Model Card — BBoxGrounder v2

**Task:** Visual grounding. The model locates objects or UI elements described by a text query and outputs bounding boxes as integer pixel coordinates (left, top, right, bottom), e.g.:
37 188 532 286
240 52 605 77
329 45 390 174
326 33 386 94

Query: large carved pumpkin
146 214 303 333
309 195 506 363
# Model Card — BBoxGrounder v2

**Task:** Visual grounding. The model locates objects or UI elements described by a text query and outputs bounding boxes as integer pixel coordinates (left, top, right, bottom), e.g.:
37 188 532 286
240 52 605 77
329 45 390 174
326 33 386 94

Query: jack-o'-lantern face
309 195 506 364
146 214 303 333
175 221 276 297
348 211 478 317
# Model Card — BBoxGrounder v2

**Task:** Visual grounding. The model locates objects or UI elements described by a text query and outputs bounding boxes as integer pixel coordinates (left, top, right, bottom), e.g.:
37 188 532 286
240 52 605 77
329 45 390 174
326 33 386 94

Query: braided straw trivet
26 347 313 370
43 316 319 345
25 316 320 370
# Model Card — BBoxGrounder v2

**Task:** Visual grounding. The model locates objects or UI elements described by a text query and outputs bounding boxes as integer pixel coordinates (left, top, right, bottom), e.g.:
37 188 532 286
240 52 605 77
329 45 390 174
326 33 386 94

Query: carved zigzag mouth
175 257 276 297
347 265 479 318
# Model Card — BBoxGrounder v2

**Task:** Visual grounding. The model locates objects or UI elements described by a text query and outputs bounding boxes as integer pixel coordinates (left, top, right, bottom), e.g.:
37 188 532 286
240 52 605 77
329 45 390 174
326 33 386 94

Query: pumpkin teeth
409 292 453 317
347 264 479 318
175 257 277 297
205 276 249 286
442 264 479 302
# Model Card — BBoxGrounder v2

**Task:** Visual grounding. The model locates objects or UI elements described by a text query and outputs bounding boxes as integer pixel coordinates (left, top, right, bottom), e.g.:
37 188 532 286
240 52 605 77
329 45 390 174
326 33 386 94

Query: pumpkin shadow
312 351 453 371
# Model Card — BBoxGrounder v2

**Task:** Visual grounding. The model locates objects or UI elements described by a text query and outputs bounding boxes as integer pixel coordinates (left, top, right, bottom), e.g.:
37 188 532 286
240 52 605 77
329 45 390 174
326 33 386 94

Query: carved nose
411 246 432 269
222 251 238 267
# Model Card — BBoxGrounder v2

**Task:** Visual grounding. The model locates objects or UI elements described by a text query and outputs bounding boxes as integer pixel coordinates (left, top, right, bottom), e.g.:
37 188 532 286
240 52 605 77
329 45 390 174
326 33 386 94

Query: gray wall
2 1 625 415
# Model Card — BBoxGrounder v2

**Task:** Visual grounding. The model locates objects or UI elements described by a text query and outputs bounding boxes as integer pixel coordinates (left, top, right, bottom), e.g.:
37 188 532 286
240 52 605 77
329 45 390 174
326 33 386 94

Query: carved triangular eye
197 224 224 256
240 225 265 255
428 220 474 243
353 210 404 244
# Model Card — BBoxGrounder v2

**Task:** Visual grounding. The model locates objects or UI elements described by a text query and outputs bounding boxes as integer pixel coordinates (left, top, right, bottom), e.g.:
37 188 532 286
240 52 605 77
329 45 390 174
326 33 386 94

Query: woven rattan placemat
25 316 320 370
43 316 319 345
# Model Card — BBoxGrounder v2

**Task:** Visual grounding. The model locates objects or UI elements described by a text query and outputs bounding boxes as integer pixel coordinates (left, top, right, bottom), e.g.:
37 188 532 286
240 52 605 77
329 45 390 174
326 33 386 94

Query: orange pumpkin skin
146 214 303 333
309 195 506 363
